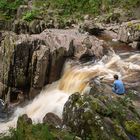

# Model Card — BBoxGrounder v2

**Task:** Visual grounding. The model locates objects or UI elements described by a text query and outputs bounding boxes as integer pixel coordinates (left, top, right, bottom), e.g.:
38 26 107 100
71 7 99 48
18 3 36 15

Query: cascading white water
0 83 69 134
59 52 140 93
0 51 140 134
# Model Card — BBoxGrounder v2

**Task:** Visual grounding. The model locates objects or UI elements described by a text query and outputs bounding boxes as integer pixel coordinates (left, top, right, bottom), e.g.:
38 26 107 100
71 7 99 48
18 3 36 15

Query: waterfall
0 51 140 134
59 52 140 93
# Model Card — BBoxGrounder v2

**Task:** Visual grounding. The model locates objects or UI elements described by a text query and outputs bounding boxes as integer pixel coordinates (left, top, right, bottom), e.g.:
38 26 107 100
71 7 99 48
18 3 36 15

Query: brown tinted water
98 32 136 53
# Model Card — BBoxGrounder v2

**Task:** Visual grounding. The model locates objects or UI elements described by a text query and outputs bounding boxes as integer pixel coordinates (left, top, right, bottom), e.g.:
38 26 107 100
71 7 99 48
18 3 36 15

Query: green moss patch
125 120 140 139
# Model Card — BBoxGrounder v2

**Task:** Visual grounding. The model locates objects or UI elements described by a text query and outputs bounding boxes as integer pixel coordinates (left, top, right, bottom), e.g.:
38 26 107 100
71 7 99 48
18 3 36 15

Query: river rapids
0 41 140 134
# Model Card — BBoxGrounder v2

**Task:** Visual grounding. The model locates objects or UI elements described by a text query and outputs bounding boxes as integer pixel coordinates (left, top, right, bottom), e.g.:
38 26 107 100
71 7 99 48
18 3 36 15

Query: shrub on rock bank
0 114 76 140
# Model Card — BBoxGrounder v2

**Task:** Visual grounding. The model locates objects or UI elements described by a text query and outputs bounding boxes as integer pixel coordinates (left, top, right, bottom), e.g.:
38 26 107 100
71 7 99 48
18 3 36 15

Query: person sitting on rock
112 74 125 95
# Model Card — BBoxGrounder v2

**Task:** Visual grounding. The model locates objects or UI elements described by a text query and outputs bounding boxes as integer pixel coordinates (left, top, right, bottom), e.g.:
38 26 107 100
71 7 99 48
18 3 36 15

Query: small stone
43 112 62 128
100 126 104 130
129 41 140 49
74 136 82 140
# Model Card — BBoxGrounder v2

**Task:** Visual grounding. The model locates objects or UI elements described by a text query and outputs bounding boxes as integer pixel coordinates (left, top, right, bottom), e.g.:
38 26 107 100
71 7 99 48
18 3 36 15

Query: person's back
112 75 125 95
113 80 125 94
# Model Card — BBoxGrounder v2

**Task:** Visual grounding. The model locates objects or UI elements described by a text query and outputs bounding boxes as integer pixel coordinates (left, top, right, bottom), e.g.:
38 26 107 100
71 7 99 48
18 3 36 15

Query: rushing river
0 35 140 134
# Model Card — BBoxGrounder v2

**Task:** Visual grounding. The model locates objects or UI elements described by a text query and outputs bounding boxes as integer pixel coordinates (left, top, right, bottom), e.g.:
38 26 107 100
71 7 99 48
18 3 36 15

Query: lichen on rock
125 120 140 139
63 91 140 140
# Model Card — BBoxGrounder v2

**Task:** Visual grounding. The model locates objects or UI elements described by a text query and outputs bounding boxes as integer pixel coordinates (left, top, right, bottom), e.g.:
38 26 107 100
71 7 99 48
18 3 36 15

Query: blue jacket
112 80 125 95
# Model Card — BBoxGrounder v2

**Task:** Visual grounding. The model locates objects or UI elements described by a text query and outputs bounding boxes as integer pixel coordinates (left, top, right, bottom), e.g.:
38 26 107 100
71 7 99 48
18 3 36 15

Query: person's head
114 74 118 80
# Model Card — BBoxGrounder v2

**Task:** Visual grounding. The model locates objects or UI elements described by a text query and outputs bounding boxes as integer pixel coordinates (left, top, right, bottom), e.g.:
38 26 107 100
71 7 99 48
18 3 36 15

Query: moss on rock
63 93 140 140
0 114 76 140
125 120 140 139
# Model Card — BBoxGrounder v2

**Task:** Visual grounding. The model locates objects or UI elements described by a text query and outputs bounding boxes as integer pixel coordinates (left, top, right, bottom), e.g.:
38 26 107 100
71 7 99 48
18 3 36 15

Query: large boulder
63 92 140 140
79 20 104 35
43 112 62 128
118 20 140 43
0 29 104 99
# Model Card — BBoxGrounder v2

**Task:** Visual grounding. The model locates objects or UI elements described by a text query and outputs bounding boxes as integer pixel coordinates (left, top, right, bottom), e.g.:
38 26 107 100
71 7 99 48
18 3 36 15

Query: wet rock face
118 20 140 43
0 29 104 99
31 45 50 88
63 92 140 140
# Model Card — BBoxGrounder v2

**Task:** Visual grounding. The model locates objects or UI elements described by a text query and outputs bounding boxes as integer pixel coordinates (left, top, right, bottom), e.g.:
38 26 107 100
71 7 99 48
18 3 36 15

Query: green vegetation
42 0 140 14
125 120 140 139
0 123 75 140
0 124 54 140
0 0 24 19
29 0 140 23
1 0 140 21
22 10 39 22
0 114 75 140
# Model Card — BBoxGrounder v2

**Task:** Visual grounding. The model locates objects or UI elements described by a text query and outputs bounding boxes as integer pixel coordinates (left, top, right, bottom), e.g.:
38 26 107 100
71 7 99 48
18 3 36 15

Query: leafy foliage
0 0 24 19
0 0 140 20
0 124 54 140
37 0 140 15
0 121 75 140
125 120 140 139
22 10 38 22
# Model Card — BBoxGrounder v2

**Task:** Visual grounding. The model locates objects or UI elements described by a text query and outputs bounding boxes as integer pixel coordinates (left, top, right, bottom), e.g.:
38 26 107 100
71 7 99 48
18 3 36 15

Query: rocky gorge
0 28 104 100
0 0 140 140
